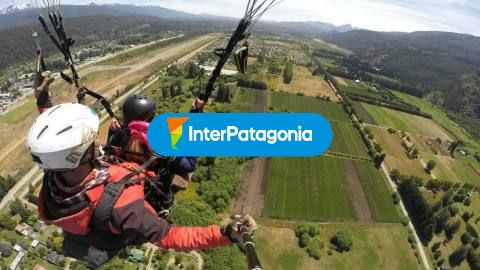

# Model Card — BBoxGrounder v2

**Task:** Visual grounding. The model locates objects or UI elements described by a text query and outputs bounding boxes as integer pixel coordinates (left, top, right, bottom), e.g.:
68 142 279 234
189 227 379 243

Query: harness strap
92 156 158 232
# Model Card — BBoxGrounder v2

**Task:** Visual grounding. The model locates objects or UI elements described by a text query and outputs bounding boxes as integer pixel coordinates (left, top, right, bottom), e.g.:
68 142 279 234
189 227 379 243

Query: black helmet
122 94 156 124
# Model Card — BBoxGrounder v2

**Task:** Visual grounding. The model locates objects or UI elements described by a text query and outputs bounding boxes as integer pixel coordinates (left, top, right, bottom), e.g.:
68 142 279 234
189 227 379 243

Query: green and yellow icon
167 117 190 150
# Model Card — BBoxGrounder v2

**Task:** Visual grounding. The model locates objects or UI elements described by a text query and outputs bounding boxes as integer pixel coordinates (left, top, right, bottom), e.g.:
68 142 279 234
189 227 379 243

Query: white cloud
1 0 479 35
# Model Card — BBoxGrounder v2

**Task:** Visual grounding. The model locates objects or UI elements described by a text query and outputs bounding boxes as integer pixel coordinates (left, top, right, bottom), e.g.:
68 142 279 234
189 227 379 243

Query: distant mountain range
0 3 356 33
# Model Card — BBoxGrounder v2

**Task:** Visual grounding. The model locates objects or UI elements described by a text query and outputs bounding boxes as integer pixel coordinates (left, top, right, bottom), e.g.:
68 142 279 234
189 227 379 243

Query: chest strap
92 157 158 232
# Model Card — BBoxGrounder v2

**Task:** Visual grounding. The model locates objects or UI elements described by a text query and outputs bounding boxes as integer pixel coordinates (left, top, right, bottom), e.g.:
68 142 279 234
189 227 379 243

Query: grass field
312 38 353 55
361 103 453 141
263 156 356 221
394 91 479 149
230 87 257 112
277 65 338 101
353 102 377 124
329 121 369 158
270 91 349 122
0 99 36 124
255 224 421 270
423 153 480 184
353 160 400 222
270 91 367 157
370 126 430 180
339 80 384 100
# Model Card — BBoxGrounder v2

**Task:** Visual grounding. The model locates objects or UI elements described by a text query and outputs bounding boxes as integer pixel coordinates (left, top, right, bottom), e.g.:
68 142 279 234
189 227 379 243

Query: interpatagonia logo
167 117 189 150
147 113 333 157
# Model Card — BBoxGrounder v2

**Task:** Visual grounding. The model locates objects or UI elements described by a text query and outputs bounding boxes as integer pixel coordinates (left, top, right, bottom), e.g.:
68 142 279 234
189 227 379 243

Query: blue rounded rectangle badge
147 113 333 157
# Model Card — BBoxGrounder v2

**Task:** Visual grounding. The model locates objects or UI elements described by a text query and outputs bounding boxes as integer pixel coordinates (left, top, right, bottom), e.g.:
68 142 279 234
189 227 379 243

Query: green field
423 153 480 184
264 156 356 221
270 91 350 122
394 91 479 149
230 87 257 112
330 121 369 158
270 91 368 157
256 224 421 270
360 103 453 140
312 38 353 56
353 160 400 222
370 126 430 180
0 99 36 124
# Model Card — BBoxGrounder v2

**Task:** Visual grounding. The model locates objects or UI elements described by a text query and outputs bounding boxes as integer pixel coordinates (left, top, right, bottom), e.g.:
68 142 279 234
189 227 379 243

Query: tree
449 245 469 266
411 148 419 159
467 248 480 270
461 232 473 245
331 230 353 252
398 179 436 244
374 143 383 153
445 219 461 240
9 199 33 222
169 199 216 227
283 61 294 84
426 160 437 173
390 169 401 181
435 209 451 234
0 241 12 257
37 246 47 257
306 238 323 260
392 192 401 204
0 231 17 245
0 213 16 230
186 62 200 79
299 233 310 248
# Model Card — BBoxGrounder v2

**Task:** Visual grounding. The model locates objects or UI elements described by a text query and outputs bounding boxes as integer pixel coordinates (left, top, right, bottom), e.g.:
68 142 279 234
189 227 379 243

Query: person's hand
39 71 54 87
221 214 257 243
193 97 205 110
109 119 122 131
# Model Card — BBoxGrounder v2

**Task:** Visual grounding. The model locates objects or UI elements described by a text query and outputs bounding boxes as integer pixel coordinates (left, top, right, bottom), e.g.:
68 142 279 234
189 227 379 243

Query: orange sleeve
157 225 231 250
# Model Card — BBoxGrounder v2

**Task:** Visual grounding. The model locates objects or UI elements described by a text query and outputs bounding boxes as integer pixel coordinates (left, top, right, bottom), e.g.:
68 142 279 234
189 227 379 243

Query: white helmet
26 103 100 170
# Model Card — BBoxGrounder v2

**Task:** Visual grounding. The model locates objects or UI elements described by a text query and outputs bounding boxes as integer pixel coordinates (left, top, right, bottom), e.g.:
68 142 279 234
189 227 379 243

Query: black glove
221 214 257 243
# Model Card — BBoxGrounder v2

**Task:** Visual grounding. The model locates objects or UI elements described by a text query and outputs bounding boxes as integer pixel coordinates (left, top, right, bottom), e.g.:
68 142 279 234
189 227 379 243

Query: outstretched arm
34 71 54 114
111 193 230 250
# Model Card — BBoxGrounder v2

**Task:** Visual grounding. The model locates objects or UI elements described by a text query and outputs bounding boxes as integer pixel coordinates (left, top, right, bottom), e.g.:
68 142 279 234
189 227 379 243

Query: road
327 79 432 270
0 166 40 210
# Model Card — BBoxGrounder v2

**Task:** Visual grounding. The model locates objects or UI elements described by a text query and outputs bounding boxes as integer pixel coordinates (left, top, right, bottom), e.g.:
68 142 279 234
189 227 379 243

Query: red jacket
38 162 229 264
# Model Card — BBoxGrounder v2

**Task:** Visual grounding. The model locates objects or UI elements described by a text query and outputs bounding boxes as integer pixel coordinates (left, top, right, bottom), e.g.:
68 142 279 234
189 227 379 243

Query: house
128 248 144 263
31 240 39 248
46 252 60 264
14 224 26 235
14 223 31 237
13 244 22 252
9 250 24 270
33 220 45 232
33 265 47 270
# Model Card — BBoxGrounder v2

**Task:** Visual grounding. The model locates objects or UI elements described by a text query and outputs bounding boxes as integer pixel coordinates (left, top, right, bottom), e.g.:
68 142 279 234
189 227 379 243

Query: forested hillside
322 30 480 140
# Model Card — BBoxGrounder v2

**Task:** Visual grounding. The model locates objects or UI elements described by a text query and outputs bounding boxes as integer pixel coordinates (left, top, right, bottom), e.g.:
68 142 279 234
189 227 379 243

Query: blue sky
2 0 480 36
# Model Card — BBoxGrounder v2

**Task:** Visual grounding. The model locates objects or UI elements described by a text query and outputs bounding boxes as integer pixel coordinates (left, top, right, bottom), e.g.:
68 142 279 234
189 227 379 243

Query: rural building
14 223 32 237
31 240 39 248
128 248 144 263
46 252 60 264
33 220 45 232
14 224 26 235
13 244 22 252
